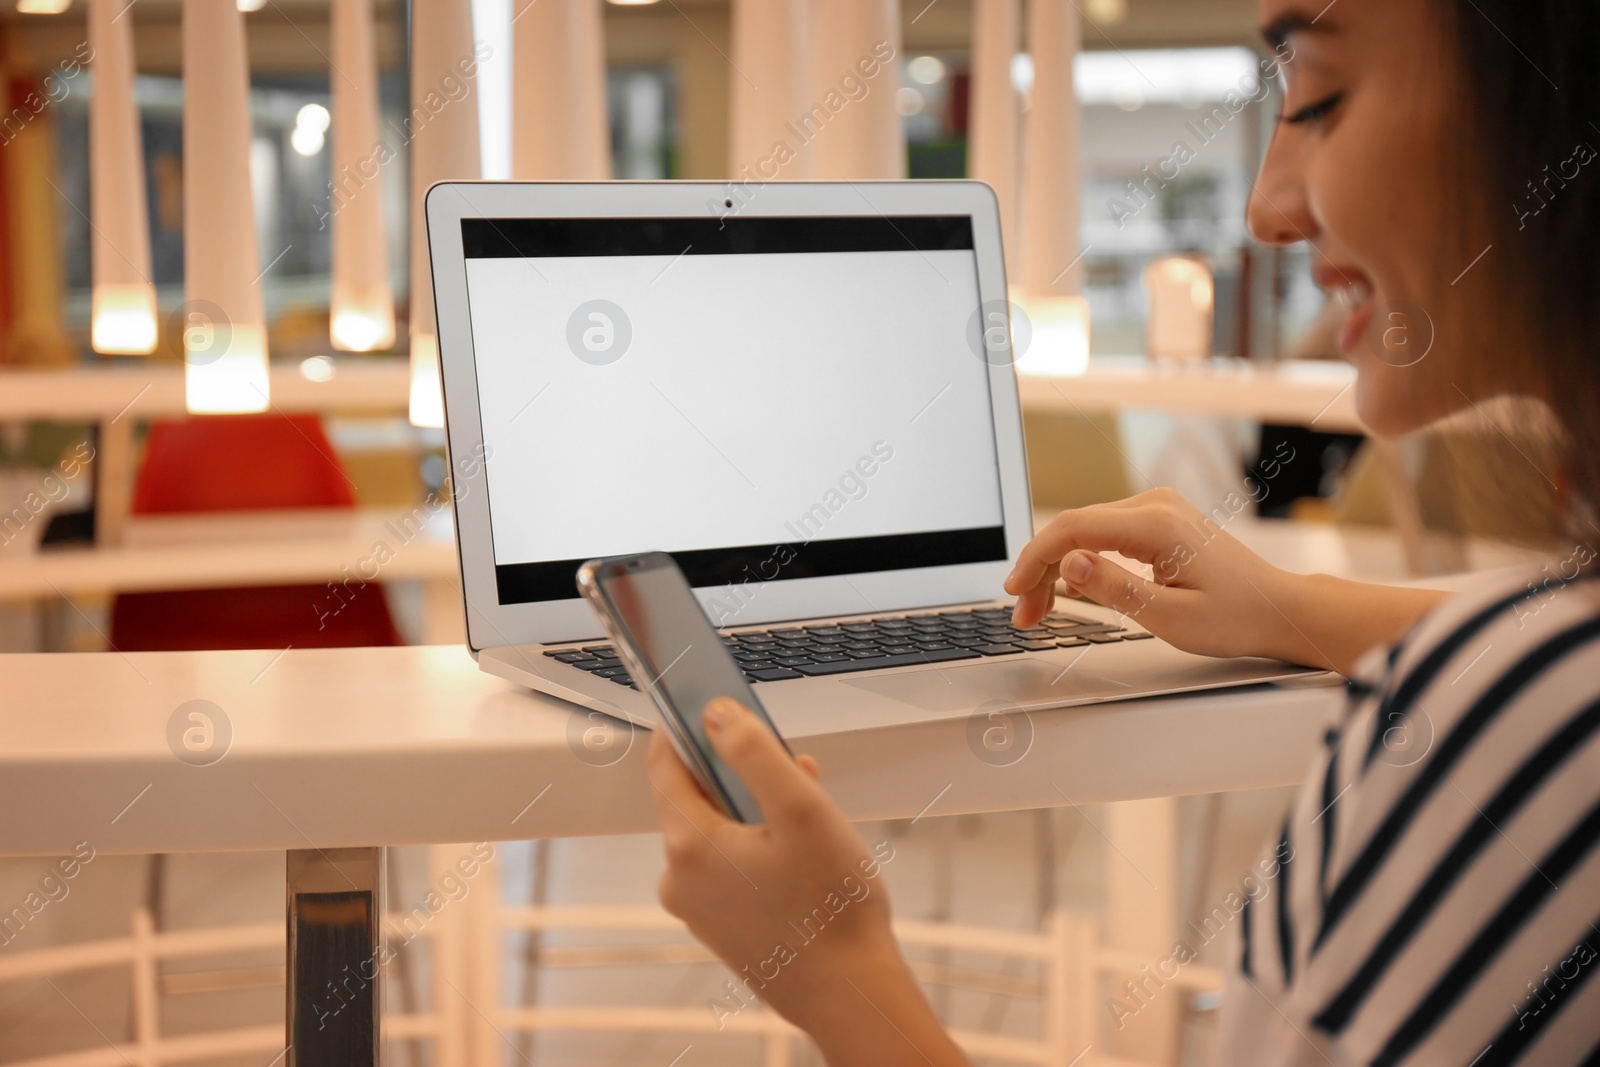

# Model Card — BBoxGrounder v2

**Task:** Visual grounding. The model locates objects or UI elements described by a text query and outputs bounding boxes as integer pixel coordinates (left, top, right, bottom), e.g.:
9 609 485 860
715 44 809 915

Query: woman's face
1249 0 1497 436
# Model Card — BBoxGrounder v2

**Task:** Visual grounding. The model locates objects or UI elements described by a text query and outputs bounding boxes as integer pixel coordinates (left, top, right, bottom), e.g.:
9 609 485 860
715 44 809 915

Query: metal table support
287 848 384 1066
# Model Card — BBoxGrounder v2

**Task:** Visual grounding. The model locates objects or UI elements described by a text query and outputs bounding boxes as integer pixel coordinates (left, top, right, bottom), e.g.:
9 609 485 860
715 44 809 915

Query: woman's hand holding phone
648 699 970 1067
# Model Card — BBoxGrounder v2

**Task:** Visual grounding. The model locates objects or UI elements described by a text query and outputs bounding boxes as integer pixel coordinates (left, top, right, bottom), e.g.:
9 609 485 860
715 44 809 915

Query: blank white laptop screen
459 215 1007 605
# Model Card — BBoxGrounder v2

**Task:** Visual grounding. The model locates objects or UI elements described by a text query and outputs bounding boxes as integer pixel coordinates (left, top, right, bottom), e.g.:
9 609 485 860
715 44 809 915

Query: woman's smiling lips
1312 262 1378 354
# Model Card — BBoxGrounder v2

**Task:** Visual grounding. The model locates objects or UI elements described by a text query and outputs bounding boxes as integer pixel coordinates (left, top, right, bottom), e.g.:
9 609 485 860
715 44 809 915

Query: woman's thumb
702 699 812 818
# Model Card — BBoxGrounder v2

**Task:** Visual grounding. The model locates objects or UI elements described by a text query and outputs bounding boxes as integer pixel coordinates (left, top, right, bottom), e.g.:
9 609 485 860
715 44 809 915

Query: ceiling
6 0 1264 76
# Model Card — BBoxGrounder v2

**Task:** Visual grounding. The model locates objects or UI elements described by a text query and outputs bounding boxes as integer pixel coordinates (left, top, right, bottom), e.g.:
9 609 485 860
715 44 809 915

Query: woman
647 0 1600 1062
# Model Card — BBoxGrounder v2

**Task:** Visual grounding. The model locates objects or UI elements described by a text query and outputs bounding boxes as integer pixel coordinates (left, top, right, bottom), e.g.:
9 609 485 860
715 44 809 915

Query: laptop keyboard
542 606 1151 690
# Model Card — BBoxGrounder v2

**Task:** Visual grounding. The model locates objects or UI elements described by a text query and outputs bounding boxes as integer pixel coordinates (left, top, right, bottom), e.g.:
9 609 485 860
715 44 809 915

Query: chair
0 889 1225 1067
108 414 403 651
486 904 1224 1066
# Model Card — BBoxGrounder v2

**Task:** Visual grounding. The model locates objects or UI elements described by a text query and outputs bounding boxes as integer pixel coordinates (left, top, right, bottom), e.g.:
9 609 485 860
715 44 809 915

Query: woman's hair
1445 2 1600 535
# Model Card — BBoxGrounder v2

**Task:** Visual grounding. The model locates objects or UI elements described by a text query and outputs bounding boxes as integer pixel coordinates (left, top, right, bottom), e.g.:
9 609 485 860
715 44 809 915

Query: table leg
420 576 465 645
287 847 384 1066
95 416 135 548
1104 797 1181 1064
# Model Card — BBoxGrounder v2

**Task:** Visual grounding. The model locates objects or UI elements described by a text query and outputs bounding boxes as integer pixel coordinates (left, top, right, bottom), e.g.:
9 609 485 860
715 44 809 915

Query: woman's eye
1281 92 1344 126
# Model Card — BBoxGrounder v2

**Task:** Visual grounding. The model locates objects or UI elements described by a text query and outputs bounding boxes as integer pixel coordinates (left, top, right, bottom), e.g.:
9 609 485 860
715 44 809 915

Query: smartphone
576 552 792 823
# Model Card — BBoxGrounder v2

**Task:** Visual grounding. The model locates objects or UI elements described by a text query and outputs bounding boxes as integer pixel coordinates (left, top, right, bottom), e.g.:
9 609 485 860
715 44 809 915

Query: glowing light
290 124 325 156
1144 256 1215 361
409 332 445 428
331 0 397 353
1011 53 1034 96
896 87 925 116
296 102 331 132
604 0 660 5
236 0 265 11
17 0 72 13
330 306 395 352
186 325 270 414
90 283 158 355
183 0 271 414
908 55 946 85
300 355 336 382
1013 293 1091 378
1085 0 1127 24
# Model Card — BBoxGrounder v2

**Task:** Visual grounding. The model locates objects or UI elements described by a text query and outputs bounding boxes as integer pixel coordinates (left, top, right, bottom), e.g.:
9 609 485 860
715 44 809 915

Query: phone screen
594 556 783 822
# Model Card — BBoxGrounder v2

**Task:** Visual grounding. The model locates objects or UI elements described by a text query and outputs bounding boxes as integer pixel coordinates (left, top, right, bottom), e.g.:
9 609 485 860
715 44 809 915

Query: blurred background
0 1 1562 1065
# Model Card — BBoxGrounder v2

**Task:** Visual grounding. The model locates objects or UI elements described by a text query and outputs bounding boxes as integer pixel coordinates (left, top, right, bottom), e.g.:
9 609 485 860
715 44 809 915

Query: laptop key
1048 611 1101 625
1044 623 1120 637
580 659 624 672
973 644 1024 656
549 651 595 663
773 656 815 666
1084 633 1125 643
594 667 631 679
791 646 982 676
746 667 804 682
1121 631 1155 640
1016 640 1058 652
582 646 615 655
846 648 887 658
811 652 852 662
1055 637 1091 648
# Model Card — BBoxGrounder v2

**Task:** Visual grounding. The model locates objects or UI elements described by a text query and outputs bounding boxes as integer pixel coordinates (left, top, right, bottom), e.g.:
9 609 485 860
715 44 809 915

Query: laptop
425 180 1323 738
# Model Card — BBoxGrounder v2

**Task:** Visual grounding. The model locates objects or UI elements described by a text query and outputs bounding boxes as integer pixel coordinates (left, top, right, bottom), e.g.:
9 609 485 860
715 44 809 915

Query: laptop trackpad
841 657 1138 714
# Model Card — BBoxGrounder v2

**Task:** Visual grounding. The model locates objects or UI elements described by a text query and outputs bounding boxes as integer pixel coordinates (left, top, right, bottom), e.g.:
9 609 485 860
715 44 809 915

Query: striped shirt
1221 561 1600 1066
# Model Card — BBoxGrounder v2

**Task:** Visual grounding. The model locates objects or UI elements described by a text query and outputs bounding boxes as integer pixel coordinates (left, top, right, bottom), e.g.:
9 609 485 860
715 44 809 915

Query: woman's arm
1004 488 1450 676
647 700 971 1067
1269 572 1450 674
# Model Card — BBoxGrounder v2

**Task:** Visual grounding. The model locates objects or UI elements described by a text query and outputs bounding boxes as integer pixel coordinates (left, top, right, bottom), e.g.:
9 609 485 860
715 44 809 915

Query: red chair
109 414 403 651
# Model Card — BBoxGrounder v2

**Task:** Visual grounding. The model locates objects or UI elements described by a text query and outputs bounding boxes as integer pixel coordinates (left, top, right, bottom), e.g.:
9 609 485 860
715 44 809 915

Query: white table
0 360 412 551
1 514 1537 858
0 642 1344 858
0 507 464 644
0 360 409 422
1018 357 1362 432
1 515 1532 1064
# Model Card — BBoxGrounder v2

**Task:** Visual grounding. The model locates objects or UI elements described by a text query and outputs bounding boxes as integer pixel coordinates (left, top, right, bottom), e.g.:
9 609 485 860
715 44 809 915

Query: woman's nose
1247 131 1318 247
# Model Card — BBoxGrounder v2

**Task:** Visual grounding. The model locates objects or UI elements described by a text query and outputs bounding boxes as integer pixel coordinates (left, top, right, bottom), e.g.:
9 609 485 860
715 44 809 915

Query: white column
182 0 270 413
409 0 482 427
1104 799 1181 1064
511 0 610 180
88 0 157 356
1019 0 1082 296
1013 0 1090 376
808 0 903 179
968 0 1020 275
728 0 812 179
329 0 395 352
